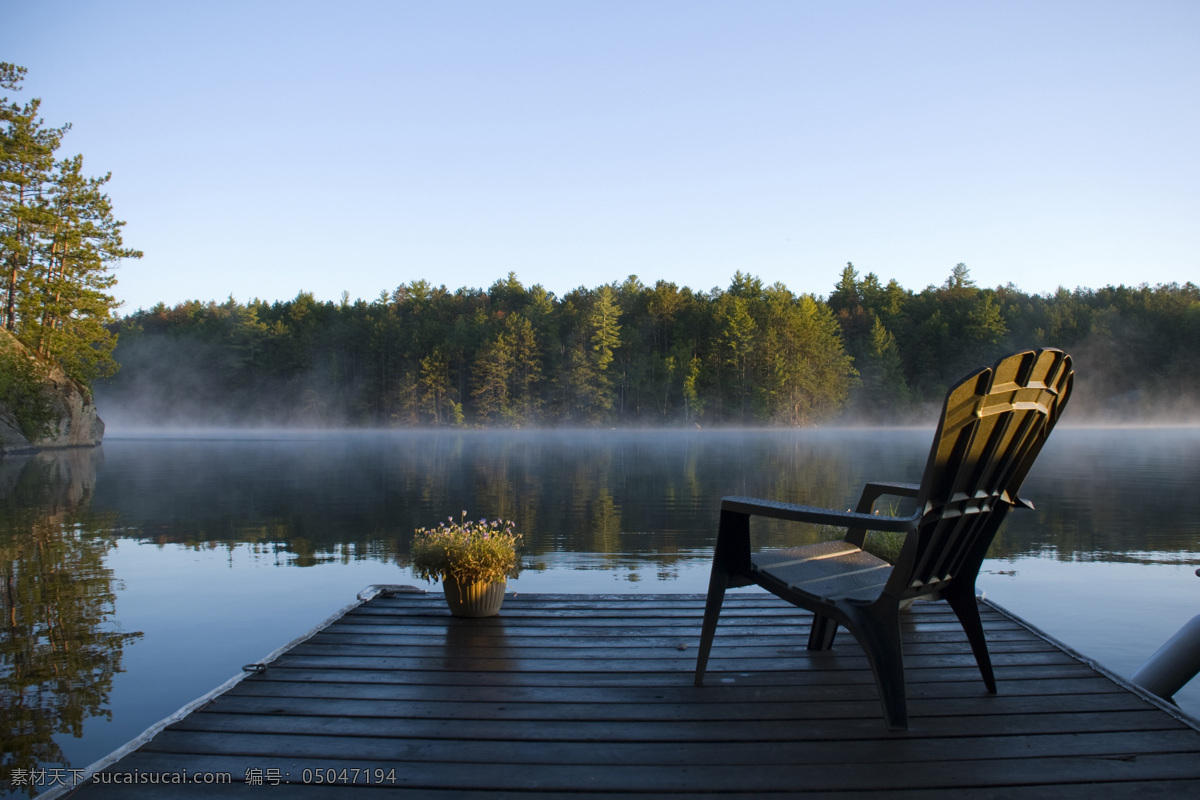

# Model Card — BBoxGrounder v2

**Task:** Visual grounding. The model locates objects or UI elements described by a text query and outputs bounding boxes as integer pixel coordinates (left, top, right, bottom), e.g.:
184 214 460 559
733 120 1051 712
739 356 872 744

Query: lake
2 426 1199 794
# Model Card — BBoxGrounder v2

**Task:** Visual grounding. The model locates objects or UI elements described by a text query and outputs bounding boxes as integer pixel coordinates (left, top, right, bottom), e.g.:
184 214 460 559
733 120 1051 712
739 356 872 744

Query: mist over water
83 425 1200 566
3 426 1198 789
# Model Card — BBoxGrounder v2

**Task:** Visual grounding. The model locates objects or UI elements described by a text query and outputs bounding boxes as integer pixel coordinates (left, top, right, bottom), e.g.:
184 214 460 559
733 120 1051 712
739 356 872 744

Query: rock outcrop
0 406 35 453
0 331 104 455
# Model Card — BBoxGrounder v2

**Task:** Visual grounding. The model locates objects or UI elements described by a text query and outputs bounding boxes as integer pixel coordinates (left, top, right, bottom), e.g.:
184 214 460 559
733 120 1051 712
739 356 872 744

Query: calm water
3 427 1199 794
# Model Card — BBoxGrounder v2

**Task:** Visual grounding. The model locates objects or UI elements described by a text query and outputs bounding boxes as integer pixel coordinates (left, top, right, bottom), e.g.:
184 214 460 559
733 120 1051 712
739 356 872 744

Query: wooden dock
64 590 1200 798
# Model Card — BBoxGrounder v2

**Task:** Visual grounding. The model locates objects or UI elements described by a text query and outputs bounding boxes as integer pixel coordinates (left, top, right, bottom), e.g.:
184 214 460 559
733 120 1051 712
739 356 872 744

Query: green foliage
97 264 1200 428
410 513 522 585
102 272 863 427
832 263 1200 421
472 312 543 425
561 284 622 422
0 63 139 389
0 333 55 440
817 505 907 565
859 529 905 564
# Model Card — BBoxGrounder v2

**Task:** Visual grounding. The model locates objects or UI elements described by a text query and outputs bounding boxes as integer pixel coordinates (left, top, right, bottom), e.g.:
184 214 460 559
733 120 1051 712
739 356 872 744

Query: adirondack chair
693 347 1073 730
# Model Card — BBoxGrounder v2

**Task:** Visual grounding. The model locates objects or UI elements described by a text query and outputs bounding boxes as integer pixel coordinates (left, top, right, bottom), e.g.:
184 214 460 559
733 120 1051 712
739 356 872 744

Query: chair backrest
892 348 1073 597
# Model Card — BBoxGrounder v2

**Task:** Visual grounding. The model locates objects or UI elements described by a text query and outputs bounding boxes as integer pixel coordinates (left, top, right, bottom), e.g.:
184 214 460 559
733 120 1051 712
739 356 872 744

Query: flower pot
441 575 506 618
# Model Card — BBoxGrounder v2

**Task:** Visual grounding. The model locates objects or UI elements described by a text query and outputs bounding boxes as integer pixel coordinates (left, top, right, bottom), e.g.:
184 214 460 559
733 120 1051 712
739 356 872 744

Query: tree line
100 266 1200 427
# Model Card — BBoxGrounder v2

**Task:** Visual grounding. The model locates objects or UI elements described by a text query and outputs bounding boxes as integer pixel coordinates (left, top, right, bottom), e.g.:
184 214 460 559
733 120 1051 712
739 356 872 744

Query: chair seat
753 540 893 603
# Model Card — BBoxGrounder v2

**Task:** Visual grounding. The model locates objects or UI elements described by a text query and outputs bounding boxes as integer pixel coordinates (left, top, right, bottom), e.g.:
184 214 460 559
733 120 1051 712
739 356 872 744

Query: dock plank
62 591 1200 797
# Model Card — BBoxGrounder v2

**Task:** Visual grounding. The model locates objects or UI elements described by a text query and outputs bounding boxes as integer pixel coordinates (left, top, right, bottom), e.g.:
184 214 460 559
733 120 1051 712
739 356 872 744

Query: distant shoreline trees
100 267 1200 428
1 63 141 388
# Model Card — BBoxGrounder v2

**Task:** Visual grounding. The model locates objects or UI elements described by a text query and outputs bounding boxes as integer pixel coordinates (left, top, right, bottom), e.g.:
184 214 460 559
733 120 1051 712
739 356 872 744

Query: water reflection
2 427 1198 792
992 427 1200 563
0 450 141 797
89 430 929 571
87 428 1200 568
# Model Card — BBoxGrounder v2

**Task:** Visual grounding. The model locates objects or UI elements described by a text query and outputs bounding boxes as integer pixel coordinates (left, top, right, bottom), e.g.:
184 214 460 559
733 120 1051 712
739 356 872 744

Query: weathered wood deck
66 589 1200 798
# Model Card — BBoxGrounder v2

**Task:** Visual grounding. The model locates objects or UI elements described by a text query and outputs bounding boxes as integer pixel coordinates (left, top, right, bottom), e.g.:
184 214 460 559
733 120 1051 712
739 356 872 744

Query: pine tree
563 285 621 423
419 349 461 426
589 285 621 386
506 314 543 424
856 315 911 421
716 293 757 418
29 155 140 382
0 63 140 386
1 64 67 333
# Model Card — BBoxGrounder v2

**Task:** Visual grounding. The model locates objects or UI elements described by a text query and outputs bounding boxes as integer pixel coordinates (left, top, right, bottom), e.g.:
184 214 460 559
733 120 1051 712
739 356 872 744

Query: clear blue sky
5 0 1197 313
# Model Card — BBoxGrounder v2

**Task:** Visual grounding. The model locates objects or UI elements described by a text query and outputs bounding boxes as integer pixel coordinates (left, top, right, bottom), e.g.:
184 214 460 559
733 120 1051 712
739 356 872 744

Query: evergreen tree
1 64 66 334
419 348 462 426
855 315 911 421
589 284 621 383
965 294 1008 351
506 314 543 424
715 293 757 418
945 262 975 291
472 312 543 426
27 156 139 382
759 289 857 425
472 329 513 423
559 285 621 423
0 63 139 386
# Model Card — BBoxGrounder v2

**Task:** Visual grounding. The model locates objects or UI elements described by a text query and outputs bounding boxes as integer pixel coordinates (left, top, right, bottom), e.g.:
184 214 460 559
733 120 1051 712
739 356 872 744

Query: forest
97 264 1200 428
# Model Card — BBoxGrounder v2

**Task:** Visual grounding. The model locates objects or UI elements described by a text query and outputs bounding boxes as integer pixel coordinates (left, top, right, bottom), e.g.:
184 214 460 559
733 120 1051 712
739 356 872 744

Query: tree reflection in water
0 450 141 796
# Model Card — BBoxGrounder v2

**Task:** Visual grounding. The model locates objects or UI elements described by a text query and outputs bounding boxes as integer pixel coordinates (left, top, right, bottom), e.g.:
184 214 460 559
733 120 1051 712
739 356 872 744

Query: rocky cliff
0 330 104 455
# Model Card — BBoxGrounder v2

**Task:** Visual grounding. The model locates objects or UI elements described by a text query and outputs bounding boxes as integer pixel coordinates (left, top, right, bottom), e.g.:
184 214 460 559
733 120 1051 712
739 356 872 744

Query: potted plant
411 512 522 617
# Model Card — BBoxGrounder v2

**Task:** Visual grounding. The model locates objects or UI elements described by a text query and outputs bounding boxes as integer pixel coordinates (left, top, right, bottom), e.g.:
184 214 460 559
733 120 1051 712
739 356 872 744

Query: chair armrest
720 496 918 533
854 482 921 514
847 482 921 546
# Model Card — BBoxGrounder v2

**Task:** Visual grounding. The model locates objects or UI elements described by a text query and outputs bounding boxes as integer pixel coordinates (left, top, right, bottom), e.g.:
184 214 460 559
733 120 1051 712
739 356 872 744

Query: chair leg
807 613 838 650
694 563 728 686
696 509 751 686
945 585 997 693
854 604 908 731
